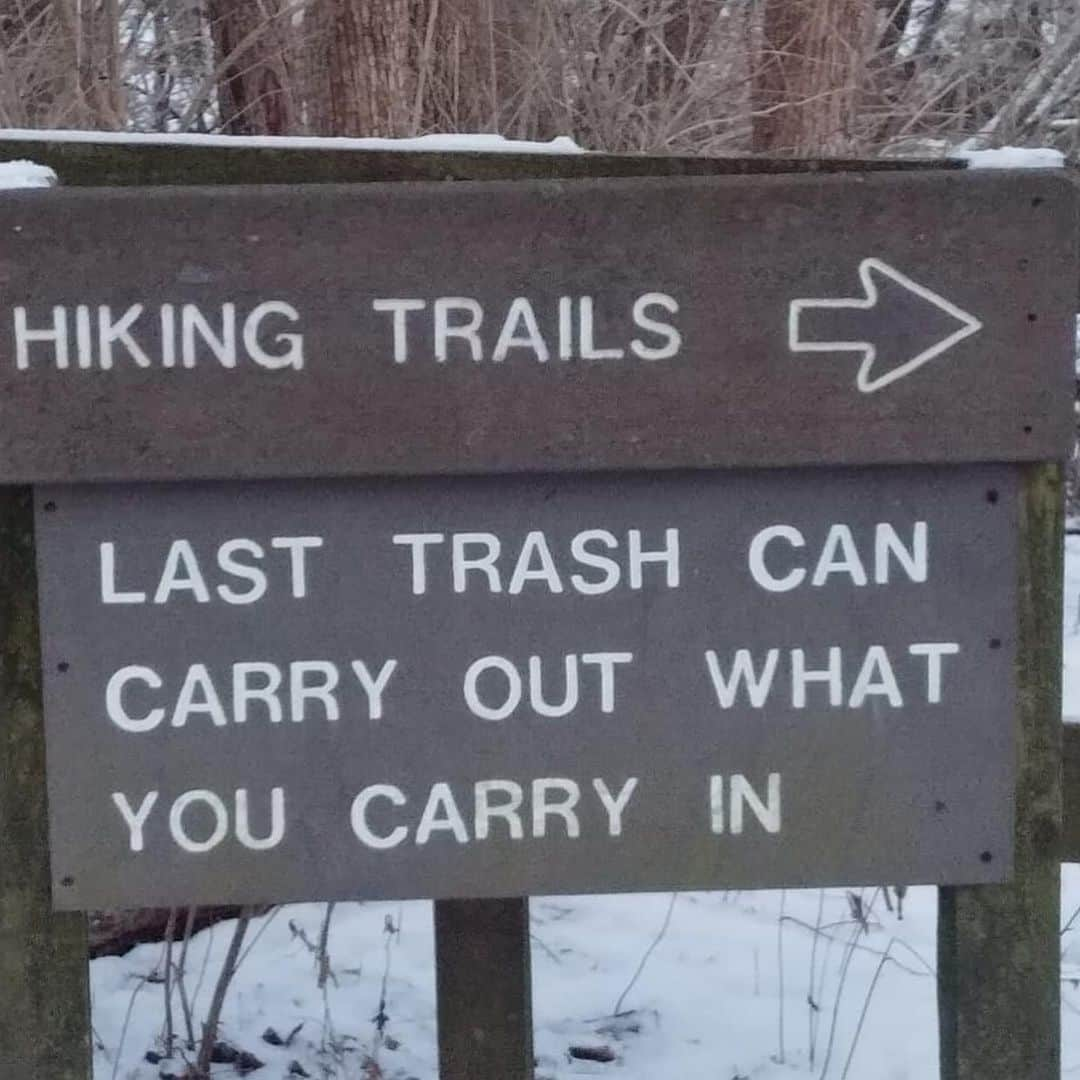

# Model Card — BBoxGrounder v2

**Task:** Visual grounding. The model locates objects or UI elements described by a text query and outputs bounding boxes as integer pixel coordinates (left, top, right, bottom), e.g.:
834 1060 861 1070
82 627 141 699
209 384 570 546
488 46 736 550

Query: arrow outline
788 257 983 394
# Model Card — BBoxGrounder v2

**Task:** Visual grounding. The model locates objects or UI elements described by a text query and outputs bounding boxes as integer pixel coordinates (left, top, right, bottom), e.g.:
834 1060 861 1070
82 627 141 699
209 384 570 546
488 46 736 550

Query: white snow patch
0 159 55 189
0 128 585 155
87 879 1080 1079
955 146 1065 169
1063 535 1080 721
92 889 943 1080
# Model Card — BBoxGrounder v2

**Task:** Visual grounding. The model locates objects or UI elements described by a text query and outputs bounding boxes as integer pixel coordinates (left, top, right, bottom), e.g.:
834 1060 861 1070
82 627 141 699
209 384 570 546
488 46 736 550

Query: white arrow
788 257 983 394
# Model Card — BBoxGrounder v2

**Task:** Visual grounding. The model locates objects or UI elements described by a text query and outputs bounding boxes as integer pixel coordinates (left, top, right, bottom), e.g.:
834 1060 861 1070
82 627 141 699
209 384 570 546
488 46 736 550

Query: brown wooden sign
0 169 1074 484
36 465 1016 909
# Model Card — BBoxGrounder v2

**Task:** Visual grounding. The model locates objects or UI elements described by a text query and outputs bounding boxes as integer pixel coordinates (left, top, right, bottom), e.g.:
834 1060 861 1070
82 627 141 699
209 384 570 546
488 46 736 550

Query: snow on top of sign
954 146 1065 169
0 159 56 189
0 127 585 155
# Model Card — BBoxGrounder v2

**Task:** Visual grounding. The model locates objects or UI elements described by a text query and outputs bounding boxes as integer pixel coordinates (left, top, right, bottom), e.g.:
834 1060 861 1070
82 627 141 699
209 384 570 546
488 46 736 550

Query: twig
613 892 677 1016
111 974 152 1080
162 907 177 1054
840 940 914 1079
776 889 786 1064
818 888 882 1080
317 902 337 990
530 932 562 965
808 888 825 1067
237 905 283 969
175 906 199 1050
194 909 253 1078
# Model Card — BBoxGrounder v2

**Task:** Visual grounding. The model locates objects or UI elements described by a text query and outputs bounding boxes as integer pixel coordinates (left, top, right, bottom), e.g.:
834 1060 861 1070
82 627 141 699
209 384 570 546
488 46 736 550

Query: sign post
0 488 90 1080
937 463 1064 1080
0 143 1075 1079
435 898 533 1080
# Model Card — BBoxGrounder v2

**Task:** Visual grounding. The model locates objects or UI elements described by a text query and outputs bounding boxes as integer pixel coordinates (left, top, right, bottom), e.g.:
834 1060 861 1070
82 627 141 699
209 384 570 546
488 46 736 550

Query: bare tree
753 0 873 155
206 0 294 134
0 0 125 128
301 0 518 138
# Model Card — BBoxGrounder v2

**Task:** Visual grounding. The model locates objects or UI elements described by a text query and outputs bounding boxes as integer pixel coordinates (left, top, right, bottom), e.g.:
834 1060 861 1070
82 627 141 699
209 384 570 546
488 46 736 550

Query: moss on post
0 488 90 1079
938 463 1063 1079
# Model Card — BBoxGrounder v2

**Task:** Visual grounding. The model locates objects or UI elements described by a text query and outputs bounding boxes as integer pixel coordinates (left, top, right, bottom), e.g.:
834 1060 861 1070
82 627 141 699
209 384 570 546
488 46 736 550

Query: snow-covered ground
1062 536 1080 720
89 538 1080 1080
85 878 1080 1080
94 889 943 1080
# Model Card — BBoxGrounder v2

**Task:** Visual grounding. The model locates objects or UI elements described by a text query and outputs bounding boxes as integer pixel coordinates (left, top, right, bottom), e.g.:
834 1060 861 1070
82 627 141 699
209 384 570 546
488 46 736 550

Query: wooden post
0 488 91 1079
435 898 533 1080
938 463 1062 1079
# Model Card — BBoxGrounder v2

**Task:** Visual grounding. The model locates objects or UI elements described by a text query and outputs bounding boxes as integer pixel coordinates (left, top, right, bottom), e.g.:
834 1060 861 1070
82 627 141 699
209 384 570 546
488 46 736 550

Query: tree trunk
753 0 871 155
0 0 79 127
318 0 414 136
207 0 293 135
305 0 523 138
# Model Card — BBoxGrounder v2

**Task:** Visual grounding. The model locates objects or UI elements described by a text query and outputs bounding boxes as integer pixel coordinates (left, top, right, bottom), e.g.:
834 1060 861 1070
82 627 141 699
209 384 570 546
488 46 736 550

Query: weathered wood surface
0 488 90 1079
0 134 1071 1080
938 464 1062 1080
435 898 534 1080
0 137 961 187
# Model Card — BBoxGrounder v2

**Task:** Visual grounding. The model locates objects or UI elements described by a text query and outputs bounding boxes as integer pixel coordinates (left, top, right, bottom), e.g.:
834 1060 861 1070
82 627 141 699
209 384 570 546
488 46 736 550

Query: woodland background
4 2 1077 1074
0 0 1078 158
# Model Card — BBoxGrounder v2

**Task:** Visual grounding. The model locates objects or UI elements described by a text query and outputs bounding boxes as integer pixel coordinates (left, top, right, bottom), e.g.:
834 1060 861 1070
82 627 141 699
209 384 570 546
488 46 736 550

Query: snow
88 531 1080 1080
955 146 1066 169
0 128 585 155
92 889 943 1080
0 158 55 189
87 877 1080 1078
1063 536 1080 720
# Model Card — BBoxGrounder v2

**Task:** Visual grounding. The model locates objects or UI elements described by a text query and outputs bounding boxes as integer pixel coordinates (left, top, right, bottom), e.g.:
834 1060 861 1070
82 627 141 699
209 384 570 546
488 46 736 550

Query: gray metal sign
36 465 1016 909
0 169 1074 484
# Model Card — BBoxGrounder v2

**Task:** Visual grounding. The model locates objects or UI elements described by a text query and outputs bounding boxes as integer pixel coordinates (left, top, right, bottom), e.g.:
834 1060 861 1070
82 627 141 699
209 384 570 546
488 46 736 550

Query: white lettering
373 298 426 364
100 542 147 604
106 666 165 733
350 659 398 720
791 647 843 708
630 292 681 360
416 782 469 844
748 525 806 592
628 528 680 589
463 655 521 721
705 648 779 708
434 297 483 362
235 787 286 851
474 780 524 840
111 791 159 852
351 785 409 849
243 301 304 370
393 533 445 595
592 777 637 836
908 641 960 704
532 778 581 838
